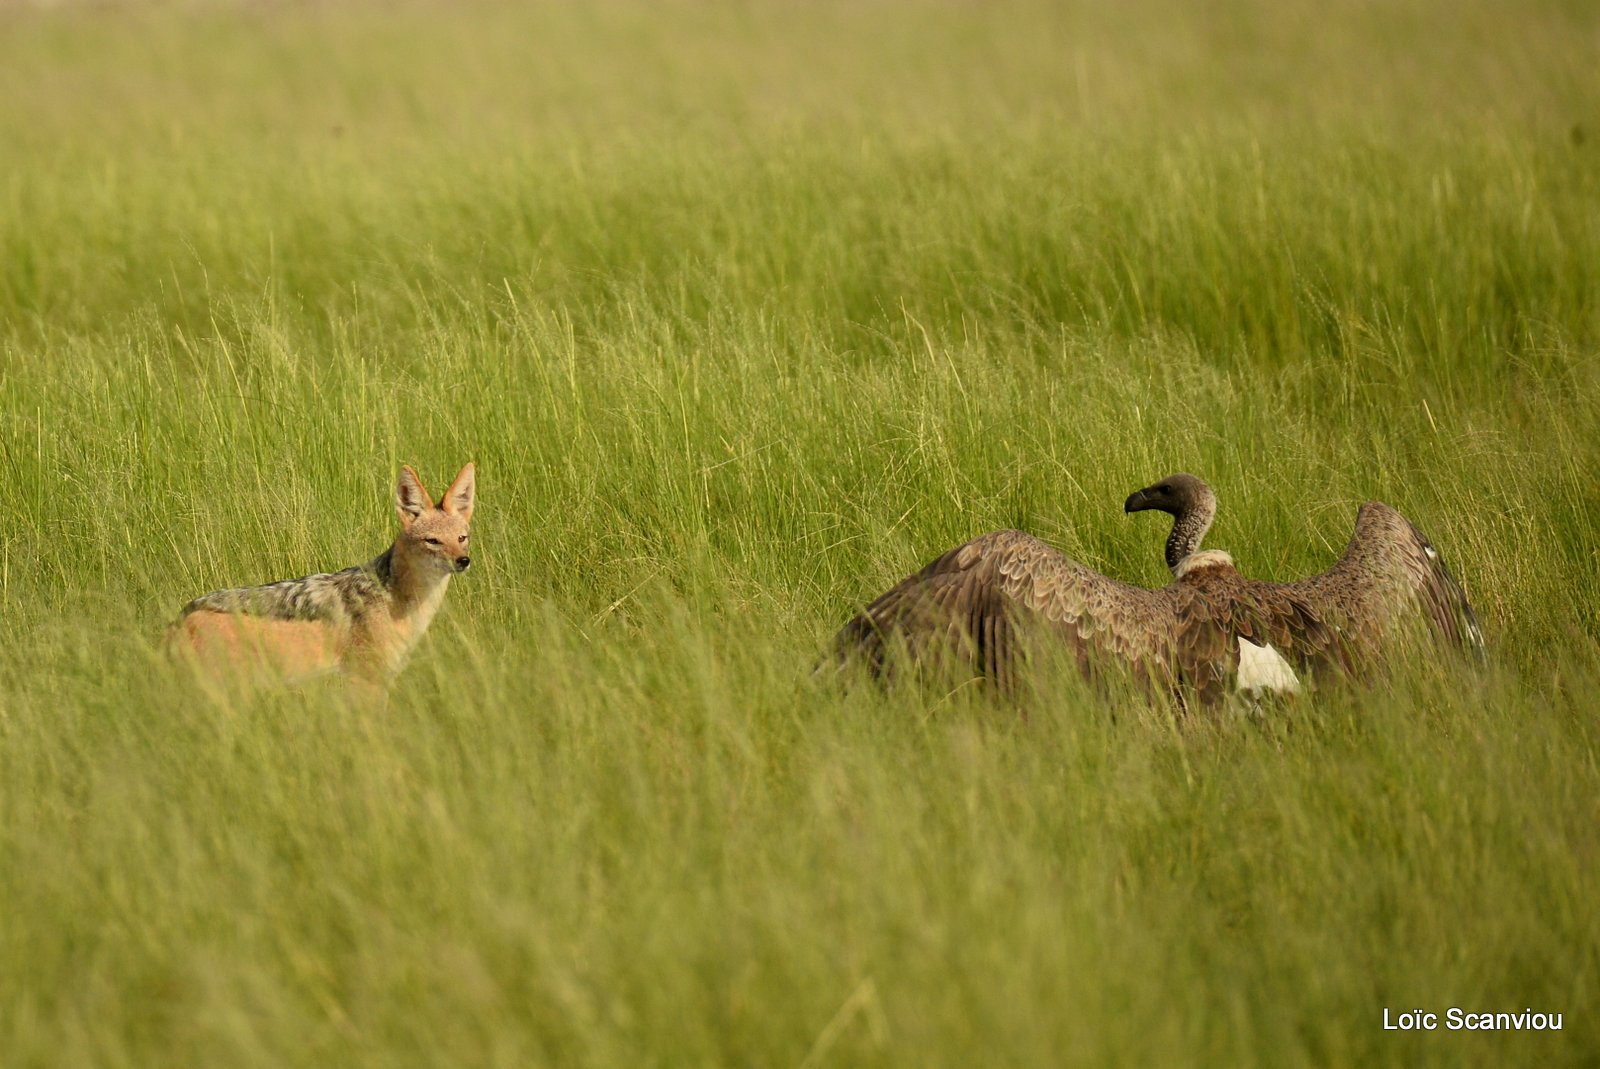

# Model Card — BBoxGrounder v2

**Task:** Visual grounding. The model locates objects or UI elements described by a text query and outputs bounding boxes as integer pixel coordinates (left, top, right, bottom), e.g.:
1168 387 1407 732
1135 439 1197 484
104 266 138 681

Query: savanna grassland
2 1 1598 1065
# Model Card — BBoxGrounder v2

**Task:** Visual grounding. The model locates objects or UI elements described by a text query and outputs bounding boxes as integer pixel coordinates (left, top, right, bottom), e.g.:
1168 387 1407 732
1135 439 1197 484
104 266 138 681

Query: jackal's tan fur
174 463 475 685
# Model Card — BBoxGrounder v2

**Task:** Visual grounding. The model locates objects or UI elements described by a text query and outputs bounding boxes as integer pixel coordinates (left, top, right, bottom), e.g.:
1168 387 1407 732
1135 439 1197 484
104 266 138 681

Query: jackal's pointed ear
441 462 476 521
396 465 433 526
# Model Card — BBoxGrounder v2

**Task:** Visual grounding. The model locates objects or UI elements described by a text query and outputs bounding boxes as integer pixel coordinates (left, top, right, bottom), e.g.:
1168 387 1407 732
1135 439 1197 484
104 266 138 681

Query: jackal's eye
458 535 468 544
424 537 442 546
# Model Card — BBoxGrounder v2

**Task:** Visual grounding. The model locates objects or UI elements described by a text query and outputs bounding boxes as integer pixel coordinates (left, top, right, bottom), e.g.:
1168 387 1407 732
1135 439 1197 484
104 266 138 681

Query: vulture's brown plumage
832 474 1483 705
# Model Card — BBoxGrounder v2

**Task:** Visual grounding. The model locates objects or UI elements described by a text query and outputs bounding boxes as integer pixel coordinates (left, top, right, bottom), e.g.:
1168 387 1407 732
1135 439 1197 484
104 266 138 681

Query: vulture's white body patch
1236 638 1300 694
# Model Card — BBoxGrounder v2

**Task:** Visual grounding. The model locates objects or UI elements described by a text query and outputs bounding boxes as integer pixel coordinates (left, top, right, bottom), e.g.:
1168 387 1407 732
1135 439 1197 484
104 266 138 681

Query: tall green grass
2 1 1597 1065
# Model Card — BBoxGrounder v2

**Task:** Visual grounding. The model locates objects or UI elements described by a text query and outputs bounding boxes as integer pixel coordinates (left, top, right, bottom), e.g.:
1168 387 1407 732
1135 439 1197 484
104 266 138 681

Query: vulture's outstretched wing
833 530 1198 693
1254 502 1484 665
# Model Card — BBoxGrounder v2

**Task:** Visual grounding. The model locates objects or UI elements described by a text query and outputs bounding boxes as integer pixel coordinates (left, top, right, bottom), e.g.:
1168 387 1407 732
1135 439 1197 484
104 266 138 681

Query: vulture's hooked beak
1124 488 1154 514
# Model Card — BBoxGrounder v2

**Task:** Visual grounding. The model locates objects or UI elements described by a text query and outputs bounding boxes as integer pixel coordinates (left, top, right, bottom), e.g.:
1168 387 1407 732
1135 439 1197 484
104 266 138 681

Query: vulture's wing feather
1257 502 1484 663
834 530 1184 688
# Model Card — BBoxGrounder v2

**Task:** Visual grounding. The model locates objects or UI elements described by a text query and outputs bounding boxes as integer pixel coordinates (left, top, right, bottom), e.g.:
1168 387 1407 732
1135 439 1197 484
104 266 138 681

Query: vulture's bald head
1125 473 1218 571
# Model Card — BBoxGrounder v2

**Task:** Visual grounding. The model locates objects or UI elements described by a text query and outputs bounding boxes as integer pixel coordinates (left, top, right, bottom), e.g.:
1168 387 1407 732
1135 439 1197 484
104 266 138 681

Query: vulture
831 474 1484 705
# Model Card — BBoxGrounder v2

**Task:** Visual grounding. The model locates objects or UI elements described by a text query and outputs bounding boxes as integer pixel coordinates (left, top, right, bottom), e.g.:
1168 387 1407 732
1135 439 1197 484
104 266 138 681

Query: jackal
173 463 475 685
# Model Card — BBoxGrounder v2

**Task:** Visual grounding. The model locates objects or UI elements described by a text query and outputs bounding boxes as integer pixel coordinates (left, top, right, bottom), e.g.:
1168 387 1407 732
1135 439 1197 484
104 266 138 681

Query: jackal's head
395 463 476 575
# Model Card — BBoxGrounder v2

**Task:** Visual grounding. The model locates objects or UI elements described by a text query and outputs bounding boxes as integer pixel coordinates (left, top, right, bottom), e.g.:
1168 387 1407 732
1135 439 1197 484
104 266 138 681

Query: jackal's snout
454 555 471 573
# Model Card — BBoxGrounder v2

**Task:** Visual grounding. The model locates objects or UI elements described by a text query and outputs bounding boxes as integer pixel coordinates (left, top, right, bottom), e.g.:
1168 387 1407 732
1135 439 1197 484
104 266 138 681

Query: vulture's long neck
1166 491 1217 572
